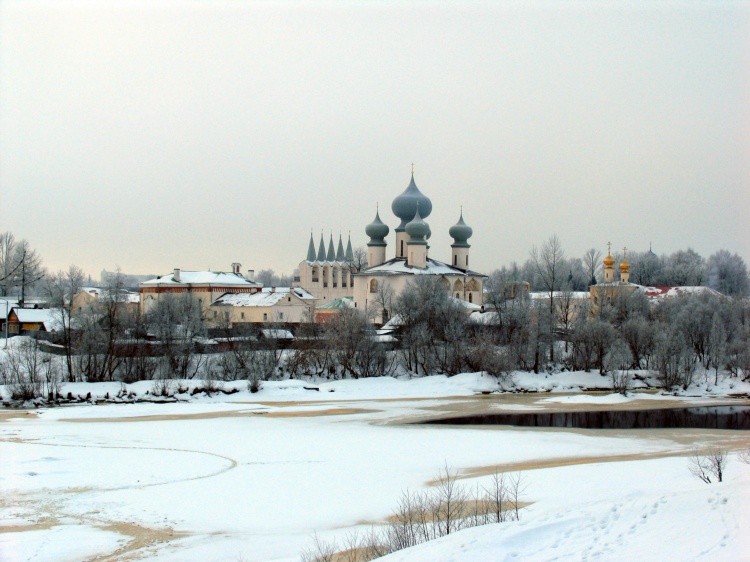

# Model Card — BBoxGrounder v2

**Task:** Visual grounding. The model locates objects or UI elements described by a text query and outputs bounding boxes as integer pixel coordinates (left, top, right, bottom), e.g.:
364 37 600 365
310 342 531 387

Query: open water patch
421 406 750 430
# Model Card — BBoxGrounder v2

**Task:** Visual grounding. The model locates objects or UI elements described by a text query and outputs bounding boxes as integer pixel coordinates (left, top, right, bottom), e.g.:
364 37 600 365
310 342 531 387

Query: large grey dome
366 210 389 246
392 174 433 230
449 211 473 247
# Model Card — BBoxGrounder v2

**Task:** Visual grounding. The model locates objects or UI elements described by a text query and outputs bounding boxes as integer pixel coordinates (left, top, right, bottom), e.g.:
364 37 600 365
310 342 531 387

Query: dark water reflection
422 406 750 430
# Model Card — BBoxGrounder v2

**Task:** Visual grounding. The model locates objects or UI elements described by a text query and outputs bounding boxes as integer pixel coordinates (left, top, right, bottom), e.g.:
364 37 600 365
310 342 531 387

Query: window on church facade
369 279 378 293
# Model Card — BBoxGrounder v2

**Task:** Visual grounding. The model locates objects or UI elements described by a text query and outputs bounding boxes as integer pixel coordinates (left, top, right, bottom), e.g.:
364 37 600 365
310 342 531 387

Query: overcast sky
1 0 748 280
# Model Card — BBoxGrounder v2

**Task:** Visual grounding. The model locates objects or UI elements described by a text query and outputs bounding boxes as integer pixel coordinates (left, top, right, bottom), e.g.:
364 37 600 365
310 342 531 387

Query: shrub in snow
151 376 176 397
0 338 64 401
299 465 525 561
689 448 728 483
604 339 633 395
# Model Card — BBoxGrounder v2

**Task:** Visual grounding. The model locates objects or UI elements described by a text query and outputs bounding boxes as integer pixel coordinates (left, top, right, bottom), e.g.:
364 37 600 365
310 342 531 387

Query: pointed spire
326 233 335 261
336 234 345 261
306 231 316 262
345 232 354 262
316 231 326 262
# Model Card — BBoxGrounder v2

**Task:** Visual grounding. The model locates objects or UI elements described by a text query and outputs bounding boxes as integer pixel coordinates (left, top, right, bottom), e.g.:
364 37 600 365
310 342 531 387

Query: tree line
493 236 749 297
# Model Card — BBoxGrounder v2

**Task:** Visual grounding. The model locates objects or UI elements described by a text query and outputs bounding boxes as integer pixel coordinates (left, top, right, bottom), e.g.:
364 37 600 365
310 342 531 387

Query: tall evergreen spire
345 233 353 262
316 231 326 262
336 234 345 261
306 232 316 262
326 233 336 261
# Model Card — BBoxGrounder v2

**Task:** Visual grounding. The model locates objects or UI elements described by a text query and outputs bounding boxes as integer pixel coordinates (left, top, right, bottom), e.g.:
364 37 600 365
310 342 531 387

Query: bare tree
370 281 395 323
582 247 602 285
530 235 565 362
349 246 368 271
604 338 633 394
689 448 728 483
148 292 206 379
0 233 44 301
45 265 85 382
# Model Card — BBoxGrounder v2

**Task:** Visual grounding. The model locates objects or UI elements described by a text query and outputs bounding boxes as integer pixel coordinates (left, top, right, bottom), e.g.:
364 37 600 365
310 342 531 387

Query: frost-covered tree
707 250 749 297
147 292 206 379
664 248 707 286
582 247 602 285
529 235 566 362
0 233 44 301
45 265 85 382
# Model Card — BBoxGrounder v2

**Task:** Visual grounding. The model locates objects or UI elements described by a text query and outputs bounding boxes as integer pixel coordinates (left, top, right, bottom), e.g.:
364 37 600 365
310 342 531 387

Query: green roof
317 296 354 309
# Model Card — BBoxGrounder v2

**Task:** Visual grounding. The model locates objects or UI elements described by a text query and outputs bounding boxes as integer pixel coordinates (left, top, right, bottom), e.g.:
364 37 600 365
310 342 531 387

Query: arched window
453 279 464 292
369 279 379 293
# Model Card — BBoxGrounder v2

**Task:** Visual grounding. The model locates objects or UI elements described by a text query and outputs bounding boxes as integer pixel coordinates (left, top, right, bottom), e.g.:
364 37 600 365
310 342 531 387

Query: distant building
71 287 140 315
6 307 57 335
589 245 723 312
210 286 316 325
314 296 355 323
589 246 639 312
139 263 262 316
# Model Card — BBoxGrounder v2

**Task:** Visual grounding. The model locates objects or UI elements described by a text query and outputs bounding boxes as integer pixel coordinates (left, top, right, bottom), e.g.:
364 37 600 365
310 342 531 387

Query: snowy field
2 373 750 561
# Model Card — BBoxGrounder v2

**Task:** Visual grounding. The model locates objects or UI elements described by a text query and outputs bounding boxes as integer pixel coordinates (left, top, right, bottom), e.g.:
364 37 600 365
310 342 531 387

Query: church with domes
352 171 486 323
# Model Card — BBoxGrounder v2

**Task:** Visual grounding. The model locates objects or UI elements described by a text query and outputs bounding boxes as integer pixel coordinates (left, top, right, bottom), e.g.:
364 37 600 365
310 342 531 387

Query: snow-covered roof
78 287 140 303
529 291 590 300
211 287 315 308
355 257 485 278
9 308 62 331
450 296 482 310
261 328 294 339
468 311 500 325
641 286 722 299
141 271 262 287
380 314 404 330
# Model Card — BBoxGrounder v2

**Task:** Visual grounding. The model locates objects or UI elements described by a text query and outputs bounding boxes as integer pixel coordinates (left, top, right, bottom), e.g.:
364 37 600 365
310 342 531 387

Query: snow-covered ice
1 372 749 561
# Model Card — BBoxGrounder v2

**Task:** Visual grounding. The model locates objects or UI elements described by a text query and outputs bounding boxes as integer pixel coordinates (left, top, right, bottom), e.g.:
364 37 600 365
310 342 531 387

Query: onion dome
619 258 630 273
405 207 429 245
306 232 316 262
392 173 433 231
449 211 473 247
603 253 615 268
336 235 345 261
316 232 327 262
366 210 389 246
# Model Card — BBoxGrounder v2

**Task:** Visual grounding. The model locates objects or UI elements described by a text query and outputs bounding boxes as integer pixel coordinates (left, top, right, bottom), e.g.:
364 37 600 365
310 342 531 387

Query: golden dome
619 259 630 273
603 253 615 267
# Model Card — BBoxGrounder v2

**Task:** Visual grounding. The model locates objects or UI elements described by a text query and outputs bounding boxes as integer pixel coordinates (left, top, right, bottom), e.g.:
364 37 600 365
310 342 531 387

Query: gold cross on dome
622 246 628 259
607 241 611 255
